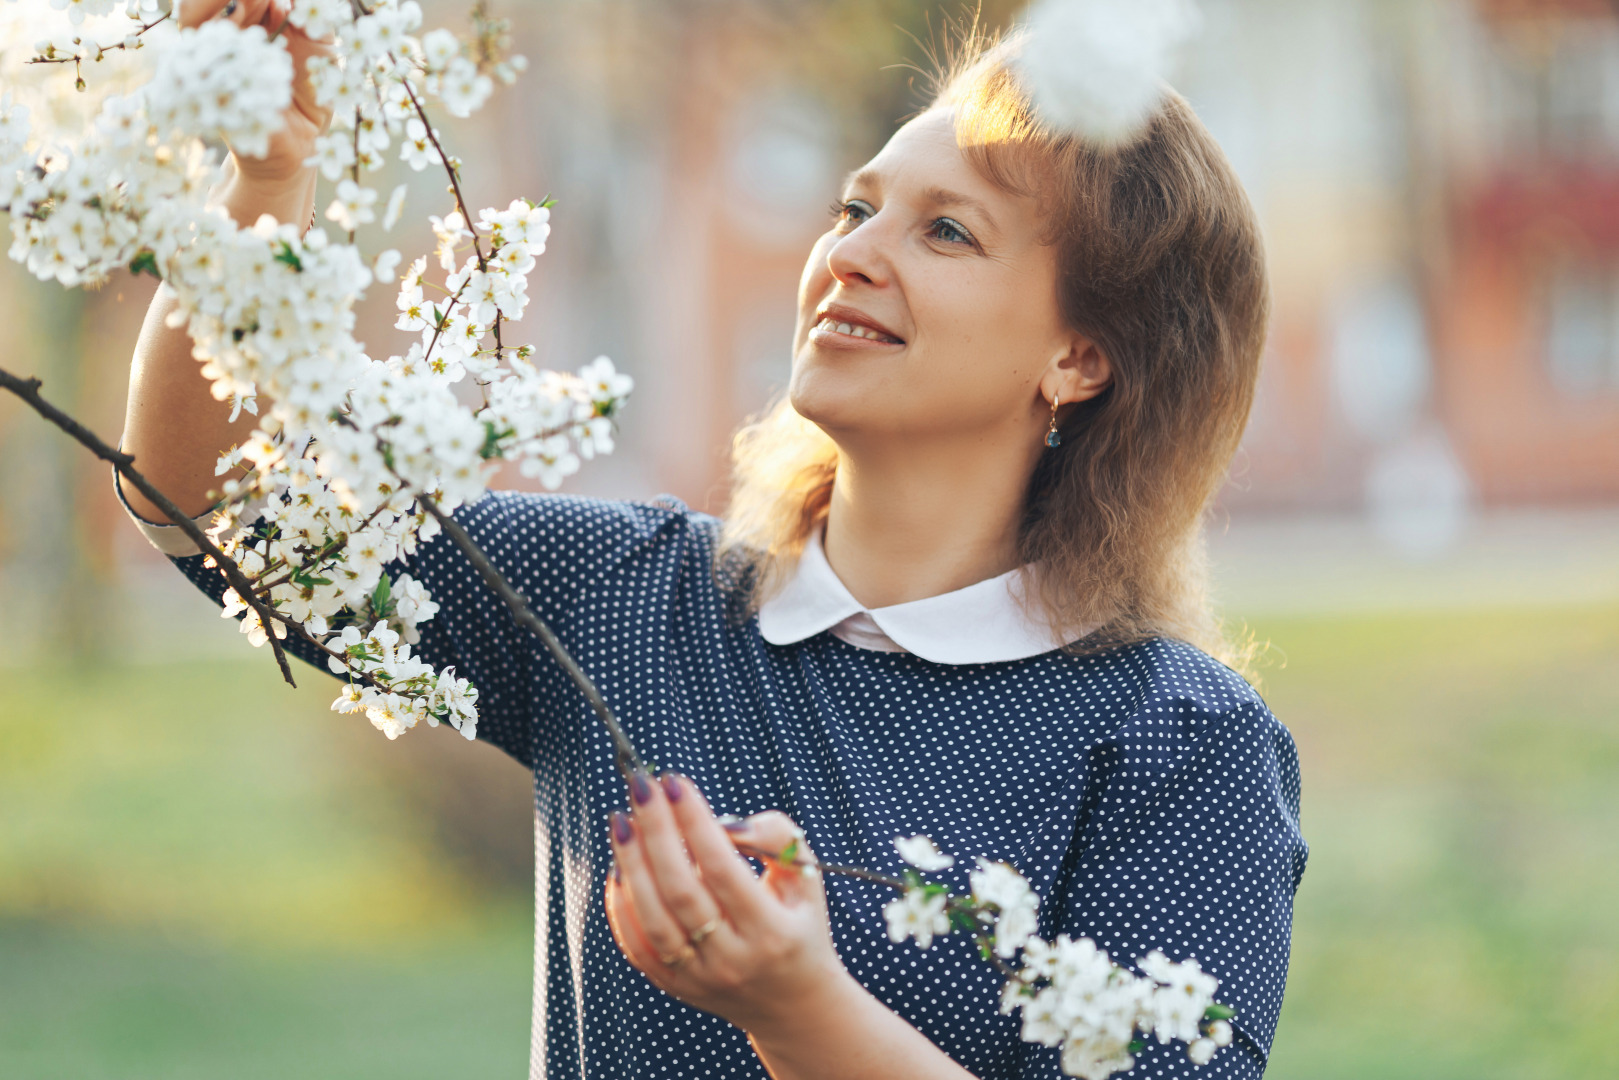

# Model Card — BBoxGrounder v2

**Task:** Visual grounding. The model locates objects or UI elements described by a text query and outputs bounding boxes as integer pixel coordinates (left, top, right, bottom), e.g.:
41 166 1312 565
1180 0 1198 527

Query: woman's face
790 108 1086 452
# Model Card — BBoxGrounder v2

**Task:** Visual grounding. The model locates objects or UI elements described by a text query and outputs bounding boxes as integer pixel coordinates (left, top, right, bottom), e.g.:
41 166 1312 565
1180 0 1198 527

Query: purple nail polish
721 819 749 833
660 773 684 802
611 863 621 884
611 810 633 844
630 769 653 805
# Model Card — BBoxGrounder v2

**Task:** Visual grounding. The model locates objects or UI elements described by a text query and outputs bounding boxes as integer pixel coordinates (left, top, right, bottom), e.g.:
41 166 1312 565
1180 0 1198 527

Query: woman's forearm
119 158 316 522
746 969 977 1080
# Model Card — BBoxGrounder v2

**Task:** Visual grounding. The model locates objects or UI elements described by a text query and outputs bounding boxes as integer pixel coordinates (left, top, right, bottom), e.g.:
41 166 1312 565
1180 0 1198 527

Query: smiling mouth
810 317 904 345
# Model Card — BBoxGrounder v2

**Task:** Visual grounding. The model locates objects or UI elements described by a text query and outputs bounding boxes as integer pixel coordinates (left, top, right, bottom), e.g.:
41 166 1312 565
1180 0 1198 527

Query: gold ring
687 917 722 946
658 944 696 969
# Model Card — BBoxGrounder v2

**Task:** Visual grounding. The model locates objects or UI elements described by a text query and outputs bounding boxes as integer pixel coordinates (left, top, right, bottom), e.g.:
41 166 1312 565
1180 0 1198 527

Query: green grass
1 603 1616 1077
0 656 535 1078
1255 603 1619 1079
0 921 532 1080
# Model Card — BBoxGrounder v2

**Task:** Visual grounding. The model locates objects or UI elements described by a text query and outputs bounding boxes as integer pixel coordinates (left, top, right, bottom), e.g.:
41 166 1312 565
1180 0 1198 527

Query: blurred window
1483 16 1619 162
1544 263 1619 394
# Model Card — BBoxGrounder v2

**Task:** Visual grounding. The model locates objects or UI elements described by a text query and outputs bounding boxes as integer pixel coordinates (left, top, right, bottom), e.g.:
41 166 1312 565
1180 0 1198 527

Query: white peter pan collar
757 528 1070 665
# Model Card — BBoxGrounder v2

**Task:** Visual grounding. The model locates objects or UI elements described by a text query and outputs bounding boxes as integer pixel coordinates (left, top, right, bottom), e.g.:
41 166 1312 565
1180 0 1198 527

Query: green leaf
901 868 923 891
127 248 160 280
371 574 393 618
291 566 333 589
1204 1002 1235 1021
479 421 515 460
272 240 303 272
1128 1038 1146 1054
539 193 557 209
948 907 978 933
779 838 799 866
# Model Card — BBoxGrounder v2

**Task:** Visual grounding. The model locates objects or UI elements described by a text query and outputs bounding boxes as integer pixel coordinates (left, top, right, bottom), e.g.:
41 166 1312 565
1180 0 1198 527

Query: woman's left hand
604 770 853 1035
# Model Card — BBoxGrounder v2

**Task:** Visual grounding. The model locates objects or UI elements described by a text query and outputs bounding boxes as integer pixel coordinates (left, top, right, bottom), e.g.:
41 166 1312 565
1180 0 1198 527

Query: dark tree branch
0 364 297 688
414 491 645 781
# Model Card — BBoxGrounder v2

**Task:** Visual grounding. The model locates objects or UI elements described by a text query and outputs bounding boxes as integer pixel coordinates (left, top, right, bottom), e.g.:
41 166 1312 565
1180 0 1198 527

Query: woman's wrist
207 156 316 232
745 966 974 1080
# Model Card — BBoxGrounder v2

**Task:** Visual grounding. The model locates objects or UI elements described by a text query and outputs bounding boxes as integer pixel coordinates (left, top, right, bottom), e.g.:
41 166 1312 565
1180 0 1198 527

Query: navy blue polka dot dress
166 491 1308 1079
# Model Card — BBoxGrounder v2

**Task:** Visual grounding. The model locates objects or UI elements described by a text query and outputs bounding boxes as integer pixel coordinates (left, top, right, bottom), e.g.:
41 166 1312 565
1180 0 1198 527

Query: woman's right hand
178 0 336 191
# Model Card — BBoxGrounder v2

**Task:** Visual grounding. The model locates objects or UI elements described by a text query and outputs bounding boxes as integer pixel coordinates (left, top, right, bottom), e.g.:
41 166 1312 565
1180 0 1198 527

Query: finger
628 771 727 941
727 810 826 910
604 868 672 989
609 809 701 976
663 776 779 935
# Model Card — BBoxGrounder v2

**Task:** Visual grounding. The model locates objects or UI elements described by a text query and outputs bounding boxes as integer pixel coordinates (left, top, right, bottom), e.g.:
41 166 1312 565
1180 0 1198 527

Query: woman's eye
930 217 973 246
829 199 872 227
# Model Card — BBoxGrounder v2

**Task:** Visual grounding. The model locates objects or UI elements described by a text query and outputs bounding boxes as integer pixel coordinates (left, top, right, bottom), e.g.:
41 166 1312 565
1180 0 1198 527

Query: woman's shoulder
1090 634 1286 750
455 488 722 558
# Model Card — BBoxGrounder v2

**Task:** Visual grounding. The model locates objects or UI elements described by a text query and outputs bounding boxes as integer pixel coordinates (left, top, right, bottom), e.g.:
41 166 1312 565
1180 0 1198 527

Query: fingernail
660 773 684 802
721 819 749 833
630 769 654 806
611 810 633 844
611 863 621 884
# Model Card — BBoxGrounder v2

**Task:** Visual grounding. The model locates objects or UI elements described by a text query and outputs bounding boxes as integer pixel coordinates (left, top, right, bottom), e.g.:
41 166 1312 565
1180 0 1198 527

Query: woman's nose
825 221 891 289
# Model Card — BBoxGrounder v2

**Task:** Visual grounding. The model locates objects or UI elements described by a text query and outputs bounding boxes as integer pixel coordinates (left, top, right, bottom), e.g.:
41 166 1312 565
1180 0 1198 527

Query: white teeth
816 317 897 343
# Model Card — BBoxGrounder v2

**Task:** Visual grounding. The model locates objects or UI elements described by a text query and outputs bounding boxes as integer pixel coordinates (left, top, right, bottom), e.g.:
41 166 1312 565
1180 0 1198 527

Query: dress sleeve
115 467 686 769
1018 698 1309 1079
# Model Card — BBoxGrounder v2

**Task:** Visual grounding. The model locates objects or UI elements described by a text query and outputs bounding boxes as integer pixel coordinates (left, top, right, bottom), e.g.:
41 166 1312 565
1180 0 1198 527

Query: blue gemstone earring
1045 391 1062 448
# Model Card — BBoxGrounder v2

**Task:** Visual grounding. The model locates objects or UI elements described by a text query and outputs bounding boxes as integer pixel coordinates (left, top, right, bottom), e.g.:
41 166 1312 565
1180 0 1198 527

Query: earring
1045 392 1061 448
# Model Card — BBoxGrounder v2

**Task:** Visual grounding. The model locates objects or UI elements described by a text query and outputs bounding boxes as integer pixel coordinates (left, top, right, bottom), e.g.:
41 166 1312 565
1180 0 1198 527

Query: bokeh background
2 0 1617 1076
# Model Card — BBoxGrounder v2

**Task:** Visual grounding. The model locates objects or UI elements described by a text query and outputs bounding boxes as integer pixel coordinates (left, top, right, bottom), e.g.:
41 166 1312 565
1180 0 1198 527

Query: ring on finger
658 944 696 969
687 916 721 946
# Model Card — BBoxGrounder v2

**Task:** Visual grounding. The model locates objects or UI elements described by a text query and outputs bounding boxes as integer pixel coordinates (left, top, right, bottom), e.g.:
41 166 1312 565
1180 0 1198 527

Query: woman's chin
787 375 882 435
788 351 906 429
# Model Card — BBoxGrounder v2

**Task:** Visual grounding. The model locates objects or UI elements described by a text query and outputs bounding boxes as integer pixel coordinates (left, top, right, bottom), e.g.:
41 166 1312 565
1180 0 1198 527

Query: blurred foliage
2 601 1616 1075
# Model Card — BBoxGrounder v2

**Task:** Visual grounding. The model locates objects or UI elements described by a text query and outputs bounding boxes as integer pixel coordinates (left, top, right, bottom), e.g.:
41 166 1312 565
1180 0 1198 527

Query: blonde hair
717 27 1270 677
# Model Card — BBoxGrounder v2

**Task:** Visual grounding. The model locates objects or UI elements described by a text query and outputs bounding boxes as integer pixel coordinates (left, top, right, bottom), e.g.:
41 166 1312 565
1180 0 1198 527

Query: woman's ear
1040 334 1112 408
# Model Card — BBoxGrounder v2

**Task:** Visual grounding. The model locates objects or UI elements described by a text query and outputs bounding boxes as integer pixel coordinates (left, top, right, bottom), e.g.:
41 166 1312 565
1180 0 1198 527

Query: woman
120 3 1307 1077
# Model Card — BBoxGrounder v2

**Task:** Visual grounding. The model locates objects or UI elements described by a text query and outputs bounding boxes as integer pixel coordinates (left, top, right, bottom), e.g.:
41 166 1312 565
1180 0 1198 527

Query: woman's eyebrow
840 166 880 195
918 186 998 233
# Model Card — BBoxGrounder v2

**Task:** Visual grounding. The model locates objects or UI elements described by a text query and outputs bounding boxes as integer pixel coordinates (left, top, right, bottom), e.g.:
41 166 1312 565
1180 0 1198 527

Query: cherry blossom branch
26 10 172 74
0 363 297 688
400 74 487 271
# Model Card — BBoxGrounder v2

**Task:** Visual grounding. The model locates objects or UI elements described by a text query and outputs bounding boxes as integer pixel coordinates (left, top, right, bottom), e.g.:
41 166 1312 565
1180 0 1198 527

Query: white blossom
372 247 401 283
883 888 950 950
286 0 347 41
145 21 294 159
307 131 357 181
1138 950 1217 1044
382 183 409 230
895 835 955 871
437 57 492 118
325 178 378 231
420 27 461 70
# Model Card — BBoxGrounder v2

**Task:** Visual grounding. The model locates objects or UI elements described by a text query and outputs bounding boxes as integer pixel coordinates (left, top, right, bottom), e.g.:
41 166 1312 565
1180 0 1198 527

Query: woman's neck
820 436 1035 610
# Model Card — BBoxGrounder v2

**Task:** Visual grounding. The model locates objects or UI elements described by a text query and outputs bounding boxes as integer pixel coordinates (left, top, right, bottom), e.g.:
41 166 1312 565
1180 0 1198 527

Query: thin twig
27 11 171 66
414 491 644 780
0 364 297 688
399 74 488 272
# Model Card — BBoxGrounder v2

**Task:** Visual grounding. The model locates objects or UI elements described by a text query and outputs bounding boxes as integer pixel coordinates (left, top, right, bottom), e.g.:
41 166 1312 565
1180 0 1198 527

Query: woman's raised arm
121 0 330 522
